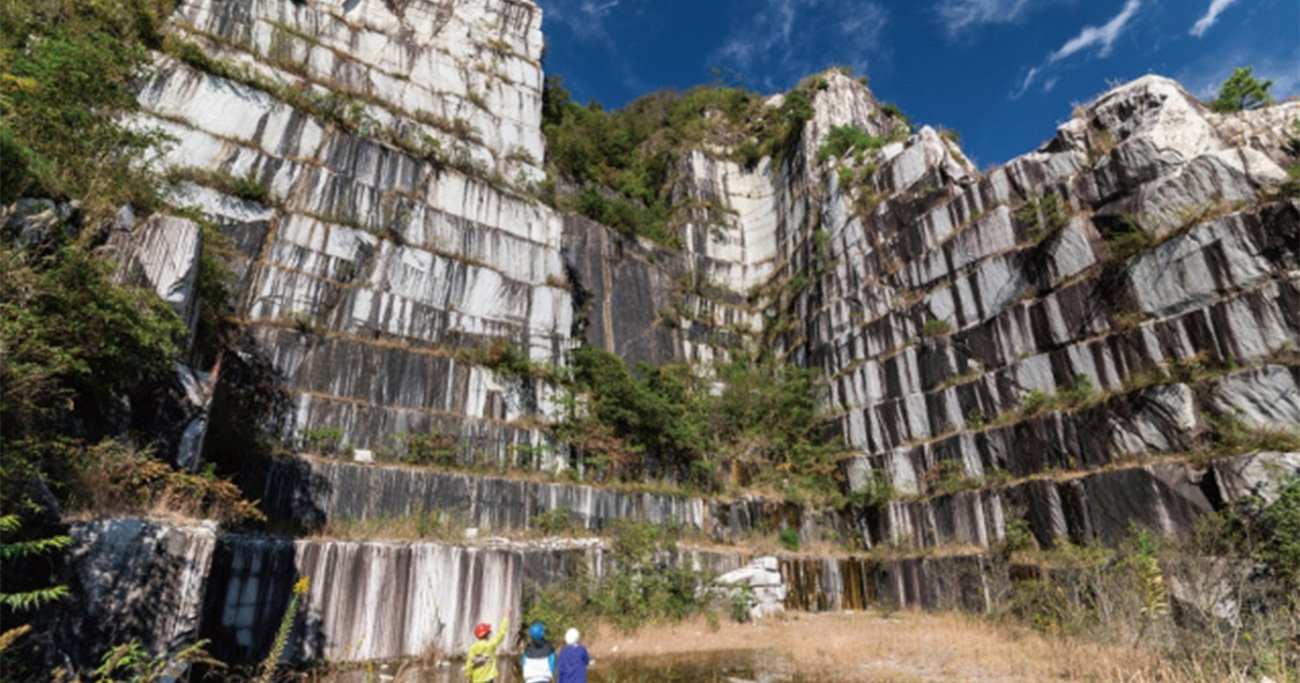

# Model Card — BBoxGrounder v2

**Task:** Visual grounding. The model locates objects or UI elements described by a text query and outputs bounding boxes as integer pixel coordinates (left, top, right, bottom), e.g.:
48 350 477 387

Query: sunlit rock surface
259 455 708 534
60 0 1300 670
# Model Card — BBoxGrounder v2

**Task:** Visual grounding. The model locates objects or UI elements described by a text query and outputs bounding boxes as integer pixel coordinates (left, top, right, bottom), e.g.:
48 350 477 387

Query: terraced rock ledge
21 0 1298 677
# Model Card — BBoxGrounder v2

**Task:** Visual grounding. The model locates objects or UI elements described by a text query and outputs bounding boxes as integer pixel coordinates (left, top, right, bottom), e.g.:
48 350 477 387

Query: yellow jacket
464 616 510 682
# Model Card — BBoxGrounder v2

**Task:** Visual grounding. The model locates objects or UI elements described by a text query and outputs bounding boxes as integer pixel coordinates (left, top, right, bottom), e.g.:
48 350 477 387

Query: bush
1256 477 1300 588
1 0 174 218
563 346 707 485
729 586 757 623
779 527 801 552
849 468 895 508
522 520 714 635
533 508 574 536
1210 66 1274 113
541 77 767 246
540 73 824 246
921 319 952 337
1059 375 1095 407
1021 390 1052 415
301 427 346 456
1 240 189 531
67 440 265 526
1014 192 1070 243
558 346 844 500
1103 215 1153 260
926 459 981 496
880 102 914 133
395 430 458 468
816 125 885 163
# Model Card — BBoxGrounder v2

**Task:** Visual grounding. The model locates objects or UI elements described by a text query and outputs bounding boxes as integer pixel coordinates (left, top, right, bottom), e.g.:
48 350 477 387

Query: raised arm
488 615 511 649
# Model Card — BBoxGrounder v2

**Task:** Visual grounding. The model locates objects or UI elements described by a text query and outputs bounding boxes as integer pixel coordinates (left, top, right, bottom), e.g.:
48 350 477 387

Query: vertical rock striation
56 0 1299 671
59 520 217 671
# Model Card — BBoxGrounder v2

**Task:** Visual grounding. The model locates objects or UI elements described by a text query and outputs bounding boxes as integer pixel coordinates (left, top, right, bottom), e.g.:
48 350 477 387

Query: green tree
1210 67 1274 113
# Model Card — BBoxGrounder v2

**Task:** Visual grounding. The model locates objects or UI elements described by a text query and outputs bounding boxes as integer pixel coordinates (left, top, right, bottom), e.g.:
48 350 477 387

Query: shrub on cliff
564 346 708 484
523 520 713 635
1210 66 1274 113
1 0 175 218
540 74 823 246
816 125 885 163
561 347 842 501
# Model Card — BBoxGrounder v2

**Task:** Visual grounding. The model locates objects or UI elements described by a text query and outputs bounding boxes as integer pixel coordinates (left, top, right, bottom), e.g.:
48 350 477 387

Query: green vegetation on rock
540 75 821 246
1 0 174 219
560 347 842 502
523 520 713 635
1 6 263 674
1209 66 1274 113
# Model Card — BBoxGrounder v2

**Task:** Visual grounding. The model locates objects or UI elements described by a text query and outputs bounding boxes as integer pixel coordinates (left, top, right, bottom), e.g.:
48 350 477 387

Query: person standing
520 622 556 683
555 628 591 683
465 616 511 683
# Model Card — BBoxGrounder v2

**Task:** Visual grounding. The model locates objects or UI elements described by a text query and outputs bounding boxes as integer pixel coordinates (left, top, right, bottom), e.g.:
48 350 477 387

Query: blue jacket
556 644 590 683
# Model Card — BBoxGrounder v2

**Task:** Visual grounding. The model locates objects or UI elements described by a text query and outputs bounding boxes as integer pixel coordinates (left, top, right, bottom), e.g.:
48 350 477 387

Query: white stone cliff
55 0 1300 670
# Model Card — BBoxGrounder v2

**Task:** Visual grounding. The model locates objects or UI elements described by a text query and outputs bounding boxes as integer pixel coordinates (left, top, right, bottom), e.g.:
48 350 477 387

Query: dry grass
585 611 1207 682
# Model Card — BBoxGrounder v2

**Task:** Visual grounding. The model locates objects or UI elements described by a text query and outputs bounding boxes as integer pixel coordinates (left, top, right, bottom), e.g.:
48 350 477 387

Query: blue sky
537 0 1299 167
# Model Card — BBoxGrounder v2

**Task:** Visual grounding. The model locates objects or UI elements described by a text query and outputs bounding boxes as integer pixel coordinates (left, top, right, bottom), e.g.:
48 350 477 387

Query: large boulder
715 556 786 620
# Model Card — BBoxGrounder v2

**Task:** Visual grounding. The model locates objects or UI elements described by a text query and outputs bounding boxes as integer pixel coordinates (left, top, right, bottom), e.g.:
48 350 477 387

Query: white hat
564 628 580 645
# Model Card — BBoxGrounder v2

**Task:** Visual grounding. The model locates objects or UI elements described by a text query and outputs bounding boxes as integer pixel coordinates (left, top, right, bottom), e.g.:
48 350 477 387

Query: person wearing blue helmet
520 622 556 683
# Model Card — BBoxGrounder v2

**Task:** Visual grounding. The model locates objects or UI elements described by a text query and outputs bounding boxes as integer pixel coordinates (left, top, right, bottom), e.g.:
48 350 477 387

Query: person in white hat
555 628 591 683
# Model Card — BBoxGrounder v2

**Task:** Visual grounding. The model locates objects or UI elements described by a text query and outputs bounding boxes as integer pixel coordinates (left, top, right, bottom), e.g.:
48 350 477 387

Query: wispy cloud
1047 0 1141 62
1189 0 1242 38
936 0 1033 39
543 0 624 46
713 0 889 90
1013 0 1141 97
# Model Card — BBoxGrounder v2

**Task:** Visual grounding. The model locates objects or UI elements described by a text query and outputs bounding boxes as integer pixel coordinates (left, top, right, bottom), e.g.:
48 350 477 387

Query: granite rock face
197 530 743 663
55 0 1300 671
259 455 708 534
202 533 521 662
125 0 571 465
57 519 217 671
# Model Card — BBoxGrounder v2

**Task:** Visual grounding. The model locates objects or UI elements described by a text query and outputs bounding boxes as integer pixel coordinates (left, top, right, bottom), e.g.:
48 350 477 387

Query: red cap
474 622 491 638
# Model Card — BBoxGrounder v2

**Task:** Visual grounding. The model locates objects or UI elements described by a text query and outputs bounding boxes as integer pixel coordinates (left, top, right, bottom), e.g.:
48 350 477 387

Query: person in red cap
464 615 510 682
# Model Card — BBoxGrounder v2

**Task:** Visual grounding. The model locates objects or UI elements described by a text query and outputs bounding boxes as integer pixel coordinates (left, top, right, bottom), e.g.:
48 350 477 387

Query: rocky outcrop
259 455 707 534
807 76 1298 510
127 0 571 465
52 0 1299 672
202 533 522 662
57 519 217 671
716 556 787 620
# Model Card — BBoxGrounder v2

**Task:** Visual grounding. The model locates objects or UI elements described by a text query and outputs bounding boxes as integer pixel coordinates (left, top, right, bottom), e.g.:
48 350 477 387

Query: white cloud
713 0 889 90
1189 0 1242 38
936 0 1033 38
1012 0 1141 97
1047 0 1141 63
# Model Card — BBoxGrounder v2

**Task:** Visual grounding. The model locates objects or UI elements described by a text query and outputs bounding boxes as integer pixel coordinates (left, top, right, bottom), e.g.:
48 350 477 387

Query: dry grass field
583 611 1217 682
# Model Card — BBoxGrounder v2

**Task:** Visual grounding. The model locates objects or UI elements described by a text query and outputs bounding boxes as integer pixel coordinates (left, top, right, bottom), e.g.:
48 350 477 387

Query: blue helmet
529 622 545 640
